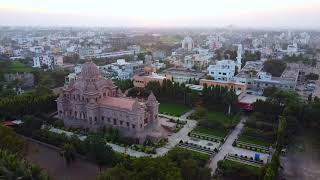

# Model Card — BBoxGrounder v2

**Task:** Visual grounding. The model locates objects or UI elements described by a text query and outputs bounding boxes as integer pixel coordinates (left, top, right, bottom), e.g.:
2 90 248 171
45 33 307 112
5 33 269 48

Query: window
132 124 135 129
238 88 242 90
108 118 111 122
140 124 142 128
223 73 226 75
126 122 130 127
120 121 123 125
113 119 117 125
89 117 92 124
101 116 105 121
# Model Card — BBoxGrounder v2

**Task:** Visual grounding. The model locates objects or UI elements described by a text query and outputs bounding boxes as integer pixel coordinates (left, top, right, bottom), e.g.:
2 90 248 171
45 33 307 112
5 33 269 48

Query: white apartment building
207 60 236 81
99 59 144 80
183 54 212 70
181 36 194 51
33 55 63 69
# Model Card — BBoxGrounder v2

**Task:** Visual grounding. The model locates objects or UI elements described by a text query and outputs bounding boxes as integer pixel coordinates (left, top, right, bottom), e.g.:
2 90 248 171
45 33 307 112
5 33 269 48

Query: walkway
208 116 247 174
108 109 197 157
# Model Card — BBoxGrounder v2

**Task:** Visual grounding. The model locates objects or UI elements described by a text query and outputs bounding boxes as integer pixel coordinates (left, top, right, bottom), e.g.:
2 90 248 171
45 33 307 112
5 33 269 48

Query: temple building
56 60 162 143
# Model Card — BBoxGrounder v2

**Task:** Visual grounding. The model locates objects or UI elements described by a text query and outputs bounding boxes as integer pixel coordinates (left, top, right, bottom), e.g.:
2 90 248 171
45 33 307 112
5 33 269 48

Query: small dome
81 61 100 79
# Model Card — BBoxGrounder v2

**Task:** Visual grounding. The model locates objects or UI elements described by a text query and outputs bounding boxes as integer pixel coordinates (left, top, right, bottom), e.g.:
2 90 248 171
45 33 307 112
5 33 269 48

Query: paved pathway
208 116 247 174
108 110 197 157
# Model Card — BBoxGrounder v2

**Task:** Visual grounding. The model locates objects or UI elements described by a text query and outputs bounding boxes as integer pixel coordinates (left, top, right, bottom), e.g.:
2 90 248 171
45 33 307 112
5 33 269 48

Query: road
208 116 247 174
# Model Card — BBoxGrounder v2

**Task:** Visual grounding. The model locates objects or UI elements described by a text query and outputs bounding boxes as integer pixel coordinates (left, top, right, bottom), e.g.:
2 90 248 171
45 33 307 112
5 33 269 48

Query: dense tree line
98 148 211 180
129 80 239 113
253 87 320 179
216 160 261 180
282 54 317 67
0 125 49 179
0 149 50 180
0 93 57 119
129 79 199 107
305 73 319 81
0 125 27 155
113 79 133 92
202 84 238 114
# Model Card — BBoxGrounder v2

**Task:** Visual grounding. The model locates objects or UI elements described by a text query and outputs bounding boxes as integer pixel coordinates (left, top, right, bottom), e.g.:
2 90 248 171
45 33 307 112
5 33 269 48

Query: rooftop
99 96 136 111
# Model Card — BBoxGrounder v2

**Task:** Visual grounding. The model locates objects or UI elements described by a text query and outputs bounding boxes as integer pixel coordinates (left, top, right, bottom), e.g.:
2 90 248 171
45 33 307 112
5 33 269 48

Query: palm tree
224 90 238 115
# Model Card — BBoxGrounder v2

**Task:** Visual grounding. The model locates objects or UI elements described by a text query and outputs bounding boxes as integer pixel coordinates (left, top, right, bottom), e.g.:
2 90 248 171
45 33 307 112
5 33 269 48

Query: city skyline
1 0 320 29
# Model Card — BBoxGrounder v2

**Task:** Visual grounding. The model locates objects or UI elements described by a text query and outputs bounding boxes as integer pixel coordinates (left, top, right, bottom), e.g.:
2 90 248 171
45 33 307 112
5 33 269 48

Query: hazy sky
1 0 320 28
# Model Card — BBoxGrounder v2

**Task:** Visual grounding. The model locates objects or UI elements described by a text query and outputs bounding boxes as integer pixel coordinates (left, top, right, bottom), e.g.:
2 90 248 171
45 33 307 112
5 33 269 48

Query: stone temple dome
81 61 101 79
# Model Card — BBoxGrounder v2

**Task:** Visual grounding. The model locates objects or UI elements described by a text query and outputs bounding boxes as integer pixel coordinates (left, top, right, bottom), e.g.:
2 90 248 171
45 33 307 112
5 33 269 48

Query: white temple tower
236 44 242 70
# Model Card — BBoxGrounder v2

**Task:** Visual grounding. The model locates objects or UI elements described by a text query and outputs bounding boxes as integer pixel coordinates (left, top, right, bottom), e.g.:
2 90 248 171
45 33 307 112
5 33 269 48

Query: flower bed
189 131 223 143
233 140 270 154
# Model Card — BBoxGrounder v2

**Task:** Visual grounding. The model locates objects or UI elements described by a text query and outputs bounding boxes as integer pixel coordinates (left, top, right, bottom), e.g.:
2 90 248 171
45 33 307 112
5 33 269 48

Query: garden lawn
7 61 32 73
206 111 240 126
193 126 227 138
192 111 240 138
173 147 210 160
238 135 273 147
159 102 190 117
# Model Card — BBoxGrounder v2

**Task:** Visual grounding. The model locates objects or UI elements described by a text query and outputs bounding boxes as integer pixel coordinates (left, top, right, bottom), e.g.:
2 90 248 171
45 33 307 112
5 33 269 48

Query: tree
0 125 27 155
21 115 43 133
0 149 49 180
181 159 199 180
263 60 287 77
98 165 131 180
224 90 238 114
85 134 115 171
61 143 76 166
305 73 319 81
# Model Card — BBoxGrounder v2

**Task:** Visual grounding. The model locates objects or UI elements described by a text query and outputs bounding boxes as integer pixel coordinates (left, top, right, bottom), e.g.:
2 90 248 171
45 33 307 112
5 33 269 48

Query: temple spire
147 91 157 103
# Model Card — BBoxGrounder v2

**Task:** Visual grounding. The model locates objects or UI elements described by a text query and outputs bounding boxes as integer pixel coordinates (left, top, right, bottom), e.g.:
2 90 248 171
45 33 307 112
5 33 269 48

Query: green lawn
238 135 273 147
206 111 240 126
159 102 191 117
174 147 210 160
191 111 240 138
193 127 227 137
7 61 32 73
159 36 181 44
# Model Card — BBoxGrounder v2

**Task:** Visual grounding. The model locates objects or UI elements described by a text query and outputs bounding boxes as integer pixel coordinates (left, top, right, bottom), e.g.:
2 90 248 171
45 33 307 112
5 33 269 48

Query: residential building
207 60 236 81
181 36 194 51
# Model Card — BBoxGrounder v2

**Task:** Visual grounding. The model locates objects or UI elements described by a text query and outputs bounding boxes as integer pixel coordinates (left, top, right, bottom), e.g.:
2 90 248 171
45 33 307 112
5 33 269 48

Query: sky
0 0 320 28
